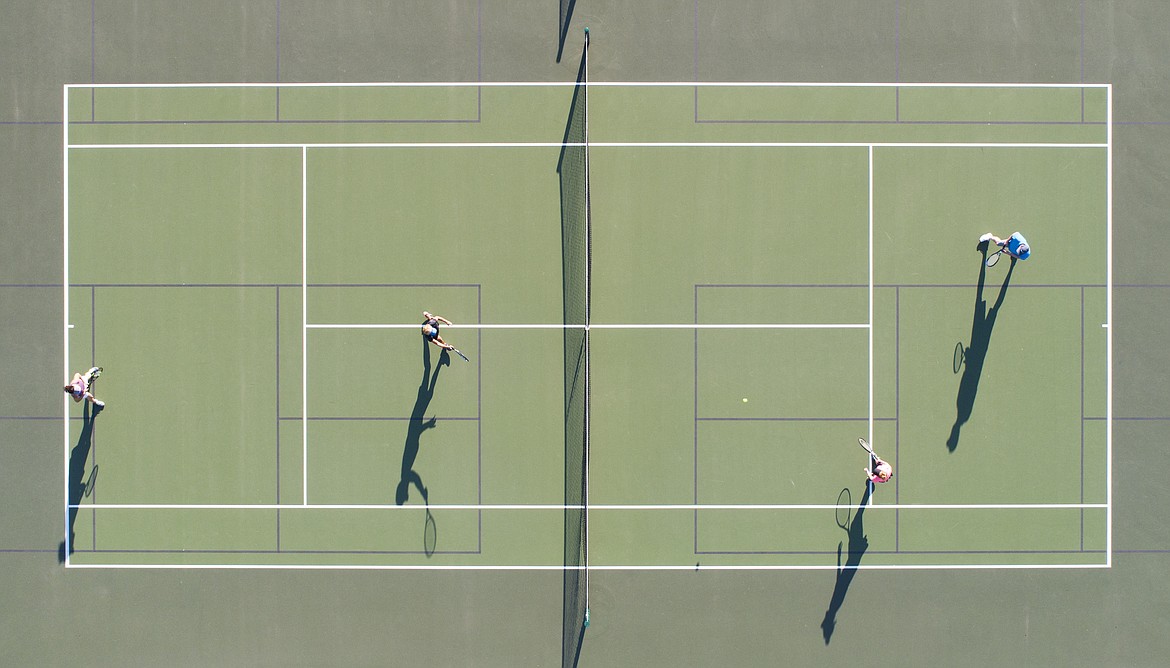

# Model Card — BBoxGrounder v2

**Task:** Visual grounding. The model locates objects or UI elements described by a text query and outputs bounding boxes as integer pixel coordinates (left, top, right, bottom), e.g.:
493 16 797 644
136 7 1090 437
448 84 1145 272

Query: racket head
453 348 470 362
985 250 1002 267
423 509 438 557
953 341 965 374
858 437 875 455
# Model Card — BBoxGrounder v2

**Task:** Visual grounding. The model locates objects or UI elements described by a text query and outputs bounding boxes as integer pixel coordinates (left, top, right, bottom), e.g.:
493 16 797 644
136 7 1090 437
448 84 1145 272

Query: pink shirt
867 460 893 483
68 378 87 401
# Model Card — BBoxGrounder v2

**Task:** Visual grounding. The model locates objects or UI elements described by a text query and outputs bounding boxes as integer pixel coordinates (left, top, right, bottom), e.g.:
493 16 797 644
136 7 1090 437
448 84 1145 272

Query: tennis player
864 456 892 484
421 311 456 351
980 232 1031 261
65 366 104 408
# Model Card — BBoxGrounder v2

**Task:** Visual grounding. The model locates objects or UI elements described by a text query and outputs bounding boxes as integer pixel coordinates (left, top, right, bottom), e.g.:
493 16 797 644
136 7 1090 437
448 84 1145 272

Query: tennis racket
985 247 1007 267
86 367 102 391
858 437 876 457
450 347 470 362
953 341 965 374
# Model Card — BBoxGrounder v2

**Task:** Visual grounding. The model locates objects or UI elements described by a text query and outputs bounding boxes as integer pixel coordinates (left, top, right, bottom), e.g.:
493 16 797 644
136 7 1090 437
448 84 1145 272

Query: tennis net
557 31 590 668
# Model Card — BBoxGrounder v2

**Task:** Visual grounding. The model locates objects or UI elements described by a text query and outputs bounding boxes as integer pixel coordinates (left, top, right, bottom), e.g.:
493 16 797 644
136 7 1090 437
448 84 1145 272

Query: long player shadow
820 483 872 644
396 337 448 507
58 402 101 563
946 241 1016 452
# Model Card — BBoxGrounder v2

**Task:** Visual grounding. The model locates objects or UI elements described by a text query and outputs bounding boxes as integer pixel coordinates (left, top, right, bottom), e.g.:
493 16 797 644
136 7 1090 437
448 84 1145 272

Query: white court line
63 82 1112 570
64 81 1111 89
1106 83 1114 568
64 563 1109 572
868 145 875 453
71 503 1107 511
67 141 1109 150
301 146 309 506
305 323 870 330
61 85 72 565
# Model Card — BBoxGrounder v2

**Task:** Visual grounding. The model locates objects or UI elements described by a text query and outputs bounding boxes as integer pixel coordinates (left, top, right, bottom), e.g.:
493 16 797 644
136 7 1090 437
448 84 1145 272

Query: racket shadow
423 502 438 558
947 242 1016 452
820 484 872 645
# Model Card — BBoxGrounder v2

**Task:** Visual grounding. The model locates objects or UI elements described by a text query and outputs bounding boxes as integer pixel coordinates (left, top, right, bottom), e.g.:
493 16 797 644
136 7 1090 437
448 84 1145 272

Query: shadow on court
58 402 101 563
396 338 448 507
946 242 1016 452
821 483 872 644
556 0 578 62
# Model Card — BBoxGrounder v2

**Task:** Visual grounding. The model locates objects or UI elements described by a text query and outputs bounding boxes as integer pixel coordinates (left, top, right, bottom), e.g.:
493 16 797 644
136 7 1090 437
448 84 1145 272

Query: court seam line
36 282 1124 289
39 117 1170 125
48 282 1116 288
63 119 1107 127
696 417 894 421
306 323 870 329
66 142 1109 150
64 81 1112 89
1081 286 1086 550
278 416 480 421
63 564 1111 571
301 146 308 506
60 547 1103 557
274 288 281 554
69 503 1108 510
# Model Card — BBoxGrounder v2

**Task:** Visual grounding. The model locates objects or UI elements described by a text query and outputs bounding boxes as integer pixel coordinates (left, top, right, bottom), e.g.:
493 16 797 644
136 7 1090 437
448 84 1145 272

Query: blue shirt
1007 232 1031 260
423 318 440 340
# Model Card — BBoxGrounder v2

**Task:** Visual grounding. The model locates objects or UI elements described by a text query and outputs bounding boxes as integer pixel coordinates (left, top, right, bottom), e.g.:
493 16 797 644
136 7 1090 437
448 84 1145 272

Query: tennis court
63 77 1110 581
9 2 1170 666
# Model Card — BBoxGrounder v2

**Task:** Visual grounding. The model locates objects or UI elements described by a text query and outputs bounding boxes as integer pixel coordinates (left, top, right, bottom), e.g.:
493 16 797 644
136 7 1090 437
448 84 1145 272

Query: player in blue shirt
980 232 1031 261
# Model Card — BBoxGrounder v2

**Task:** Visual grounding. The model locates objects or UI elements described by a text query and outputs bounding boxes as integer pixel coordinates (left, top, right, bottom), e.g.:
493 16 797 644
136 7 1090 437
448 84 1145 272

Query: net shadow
556 0 579 62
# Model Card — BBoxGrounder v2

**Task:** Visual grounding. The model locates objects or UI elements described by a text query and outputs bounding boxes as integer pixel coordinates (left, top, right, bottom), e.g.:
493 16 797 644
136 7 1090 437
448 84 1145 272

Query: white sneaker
979 233 993 242
94 400 105 408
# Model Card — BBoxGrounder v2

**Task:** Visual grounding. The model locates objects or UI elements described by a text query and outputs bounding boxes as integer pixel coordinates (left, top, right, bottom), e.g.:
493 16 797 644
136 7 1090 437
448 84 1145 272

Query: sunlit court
63 81 1110 580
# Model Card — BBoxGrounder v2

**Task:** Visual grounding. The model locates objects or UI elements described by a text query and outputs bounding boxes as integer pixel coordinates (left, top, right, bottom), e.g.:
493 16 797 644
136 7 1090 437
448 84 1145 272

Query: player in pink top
865 456 892 484
65 366 104 408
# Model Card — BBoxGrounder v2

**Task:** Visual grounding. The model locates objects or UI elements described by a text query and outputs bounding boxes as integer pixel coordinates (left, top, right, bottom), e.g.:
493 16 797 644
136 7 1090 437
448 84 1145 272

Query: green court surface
62 83 1109 572
12 3 1170 665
